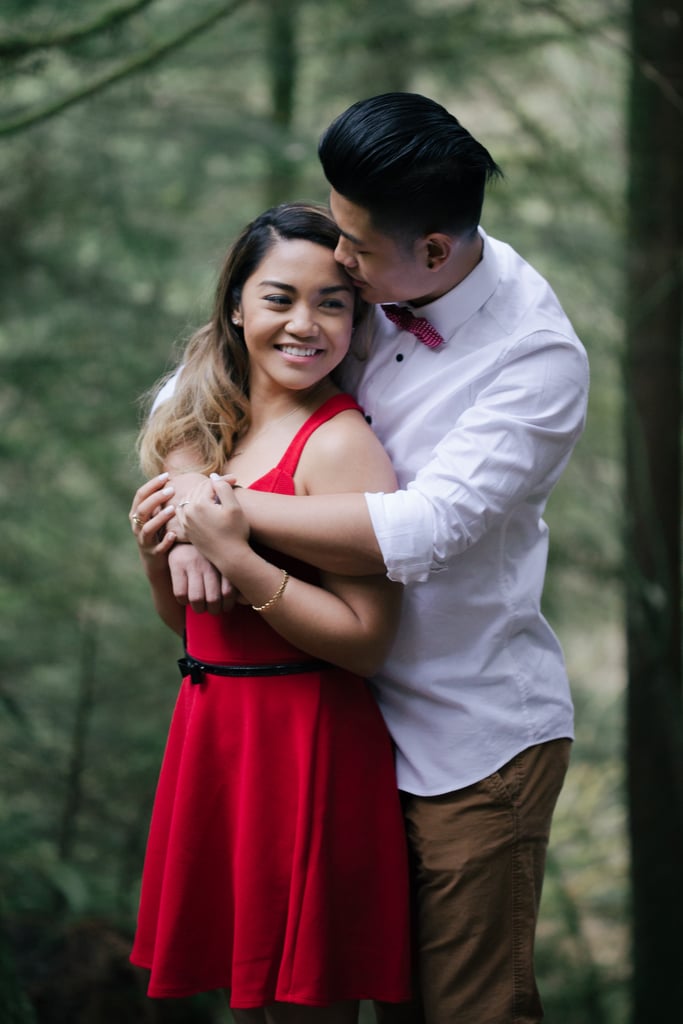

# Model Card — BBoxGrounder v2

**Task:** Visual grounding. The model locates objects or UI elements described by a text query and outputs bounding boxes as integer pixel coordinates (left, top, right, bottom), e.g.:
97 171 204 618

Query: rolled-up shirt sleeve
365 332 589 585
366 487 439 583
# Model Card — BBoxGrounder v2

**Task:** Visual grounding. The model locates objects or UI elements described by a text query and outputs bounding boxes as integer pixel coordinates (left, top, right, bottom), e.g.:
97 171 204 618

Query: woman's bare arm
178 412 401 676
129 474 185 636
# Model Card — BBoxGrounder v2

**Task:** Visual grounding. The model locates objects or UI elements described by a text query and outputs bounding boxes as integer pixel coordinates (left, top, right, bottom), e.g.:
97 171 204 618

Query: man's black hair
319 92 503 243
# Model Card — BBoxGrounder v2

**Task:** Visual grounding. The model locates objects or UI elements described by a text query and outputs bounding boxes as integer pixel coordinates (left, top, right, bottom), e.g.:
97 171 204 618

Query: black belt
178 653 330 685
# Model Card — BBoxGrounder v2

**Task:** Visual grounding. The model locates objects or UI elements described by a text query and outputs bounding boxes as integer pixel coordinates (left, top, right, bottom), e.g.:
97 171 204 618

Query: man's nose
335 237 357 268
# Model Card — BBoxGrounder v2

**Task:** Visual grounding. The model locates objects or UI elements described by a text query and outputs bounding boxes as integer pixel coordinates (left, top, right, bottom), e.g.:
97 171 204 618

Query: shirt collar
404 228 499 346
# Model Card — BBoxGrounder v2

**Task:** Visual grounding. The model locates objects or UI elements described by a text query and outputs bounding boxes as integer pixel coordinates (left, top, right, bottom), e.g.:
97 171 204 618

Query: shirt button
365 414 372 425
396 353 404 362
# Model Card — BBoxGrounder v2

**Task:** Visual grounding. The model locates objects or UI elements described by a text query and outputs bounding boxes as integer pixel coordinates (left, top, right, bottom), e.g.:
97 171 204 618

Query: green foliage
0 1 630 1019
0 914 37 1024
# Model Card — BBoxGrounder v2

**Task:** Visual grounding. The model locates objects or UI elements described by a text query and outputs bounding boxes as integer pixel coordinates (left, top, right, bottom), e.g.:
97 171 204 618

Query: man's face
330 189 436 306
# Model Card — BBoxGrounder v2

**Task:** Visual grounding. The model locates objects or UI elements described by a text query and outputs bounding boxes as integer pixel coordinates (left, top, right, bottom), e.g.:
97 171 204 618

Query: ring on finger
177 500 190 508
132 514 143 527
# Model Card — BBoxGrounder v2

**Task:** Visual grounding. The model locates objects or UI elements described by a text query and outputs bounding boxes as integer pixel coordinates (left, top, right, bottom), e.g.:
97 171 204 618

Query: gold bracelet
252 569 289 612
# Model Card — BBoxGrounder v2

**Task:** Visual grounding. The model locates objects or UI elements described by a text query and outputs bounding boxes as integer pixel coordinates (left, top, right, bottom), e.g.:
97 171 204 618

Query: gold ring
132 514 143 527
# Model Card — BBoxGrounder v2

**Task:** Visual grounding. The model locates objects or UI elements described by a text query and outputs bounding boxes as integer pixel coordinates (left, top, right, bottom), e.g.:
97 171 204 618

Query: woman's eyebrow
257 281 353 295
320 285 353 295
258 280 295 291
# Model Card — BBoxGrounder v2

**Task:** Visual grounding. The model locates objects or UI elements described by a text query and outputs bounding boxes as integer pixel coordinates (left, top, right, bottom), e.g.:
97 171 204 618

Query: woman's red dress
130 394 411 1008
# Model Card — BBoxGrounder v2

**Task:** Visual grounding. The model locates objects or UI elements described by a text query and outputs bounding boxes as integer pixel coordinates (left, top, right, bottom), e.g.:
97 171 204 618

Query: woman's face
235 238 356 399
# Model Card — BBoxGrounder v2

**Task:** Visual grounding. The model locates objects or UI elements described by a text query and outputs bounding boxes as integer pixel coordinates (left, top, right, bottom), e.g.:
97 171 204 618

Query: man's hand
129 472 177 573
164 470 207 542
167 543 238 615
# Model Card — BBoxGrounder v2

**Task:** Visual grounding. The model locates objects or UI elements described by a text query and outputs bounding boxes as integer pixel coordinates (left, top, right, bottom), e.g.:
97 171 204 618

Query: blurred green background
0 1 673 1021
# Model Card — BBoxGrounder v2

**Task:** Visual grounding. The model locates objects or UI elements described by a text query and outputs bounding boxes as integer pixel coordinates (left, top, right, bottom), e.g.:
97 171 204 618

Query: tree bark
265 0 299 206
58 618 98 863
624 1 683 1019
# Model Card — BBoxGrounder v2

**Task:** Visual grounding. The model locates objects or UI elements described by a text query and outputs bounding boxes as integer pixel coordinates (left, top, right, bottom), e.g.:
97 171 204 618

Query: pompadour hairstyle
319 93 503 243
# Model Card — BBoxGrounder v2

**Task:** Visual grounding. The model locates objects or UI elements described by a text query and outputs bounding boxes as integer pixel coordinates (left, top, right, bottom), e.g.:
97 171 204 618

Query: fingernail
210 473 220 480
165 505 175 513
158 472 169 481
162 486 174 496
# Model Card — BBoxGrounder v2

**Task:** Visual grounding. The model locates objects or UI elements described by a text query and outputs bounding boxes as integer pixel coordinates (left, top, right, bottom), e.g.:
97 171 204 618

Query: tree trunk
58 617 98 862
265 0 299 206
624 1 683 1019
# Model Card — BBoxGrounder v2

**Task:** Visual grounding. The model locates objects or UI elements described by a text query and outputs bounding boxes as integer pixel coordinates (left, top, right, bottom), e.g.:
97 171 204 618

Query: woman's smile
276 342 323 359
235 237 355 397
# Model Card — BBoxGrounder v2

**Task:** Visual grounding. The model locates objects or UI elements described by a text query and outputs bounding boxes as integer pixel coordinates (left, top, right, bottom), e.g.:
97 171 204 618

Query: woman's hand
129 473 177 572
177 475 250 573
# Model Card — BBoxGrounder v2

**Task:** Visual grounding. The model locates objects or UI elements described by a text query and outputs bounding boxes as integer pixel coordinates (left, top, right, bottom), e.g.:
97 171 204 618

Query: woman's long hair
137 202 371 477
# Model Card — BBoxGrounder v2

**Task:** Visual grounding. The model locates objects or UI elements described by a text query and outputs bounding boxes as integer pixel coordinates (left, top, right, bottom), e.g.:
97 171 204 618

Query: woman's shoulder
298 400 396 496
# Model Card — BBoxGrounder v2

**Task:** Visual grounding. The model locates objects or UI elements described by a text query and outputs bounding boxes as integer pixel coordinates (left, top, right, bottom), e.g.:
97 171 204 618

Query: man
168 93 589 1023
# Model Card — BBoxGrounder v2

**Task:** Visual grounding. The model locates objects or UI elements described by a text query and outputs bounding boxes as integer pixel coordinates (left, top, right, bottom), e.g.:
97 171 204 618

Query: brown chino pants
376 738 571 1024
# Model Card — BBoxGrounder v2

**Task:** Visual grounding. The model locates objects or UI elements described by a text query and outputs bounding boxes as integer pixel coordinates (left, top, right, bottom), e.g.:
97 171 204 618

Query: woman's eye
321 299 346 310
264 295 291 306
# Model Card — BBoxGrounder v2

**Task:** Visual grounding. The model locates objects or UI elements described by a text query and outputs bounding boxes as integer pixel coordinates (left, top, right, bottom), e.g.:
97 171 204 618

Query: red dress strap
276 393 363 478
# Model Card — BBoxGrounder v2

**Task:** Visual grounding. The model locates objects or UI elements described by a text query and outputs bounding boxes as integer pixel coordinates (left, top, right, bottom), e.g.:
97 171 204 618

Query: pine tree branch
483 76 617 217
0 0 248 137
0 0 158 57
519 0 683 115
516 0 623 37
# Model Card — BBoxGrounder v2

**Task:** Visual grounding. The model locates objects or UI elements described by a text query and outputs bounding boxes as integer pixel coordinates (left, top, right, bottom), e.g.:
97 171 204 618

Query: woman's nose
286 308 319 337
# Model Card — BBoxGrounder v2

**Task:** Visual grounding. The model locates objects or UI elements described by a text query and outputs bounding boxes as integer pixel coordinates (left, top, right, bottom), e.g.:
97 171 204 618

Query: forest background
1 1 681 1023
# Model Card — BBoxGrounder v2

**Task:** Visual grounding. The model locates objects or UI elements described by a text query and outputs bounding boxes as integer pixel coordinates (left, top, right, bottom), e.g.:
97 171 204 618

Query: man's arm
240 334 589 584
237 490 385 576
233 408 391 577
146 378 388 579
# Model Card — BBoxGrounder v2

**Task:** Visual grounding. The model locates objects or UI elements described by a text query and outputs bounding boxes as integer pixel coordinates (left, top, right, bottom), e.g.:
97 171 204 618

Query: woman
128 203 410 1023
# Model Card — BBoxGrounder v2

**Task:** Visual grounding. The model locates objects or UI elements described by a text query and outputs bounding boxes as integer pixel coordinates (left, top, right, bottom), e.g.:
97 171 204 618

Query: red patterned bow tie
381 304 444 350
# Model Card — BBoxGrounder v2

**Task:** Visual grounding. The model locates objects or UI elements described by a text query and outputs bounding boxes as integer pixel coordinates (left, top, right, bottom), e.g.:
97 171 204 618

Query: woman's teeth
279 345 319 357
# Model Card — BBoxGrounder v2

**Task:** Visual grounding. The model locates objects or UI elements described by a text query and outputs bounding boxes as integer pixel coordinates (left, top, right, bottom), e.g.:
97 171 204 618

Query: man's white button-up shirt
340 230 589 795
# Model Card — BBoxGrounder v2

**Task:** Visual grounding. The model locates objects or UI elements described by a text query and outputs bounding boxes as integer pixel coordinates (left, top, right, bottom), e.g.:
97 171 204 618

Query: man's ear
424 234 452 270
